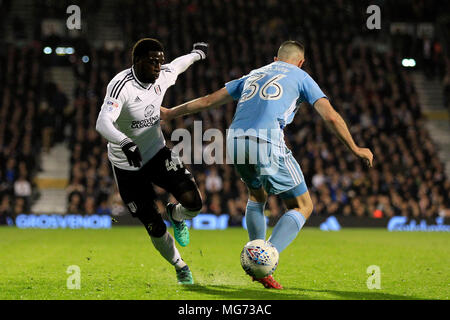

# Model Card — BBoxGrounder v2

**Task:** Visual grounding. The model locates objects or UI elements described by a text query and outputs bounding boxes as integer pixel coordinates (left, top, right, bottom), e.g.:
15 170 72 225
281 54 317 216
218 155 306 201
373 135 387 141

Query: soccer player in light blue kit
165 41 373 289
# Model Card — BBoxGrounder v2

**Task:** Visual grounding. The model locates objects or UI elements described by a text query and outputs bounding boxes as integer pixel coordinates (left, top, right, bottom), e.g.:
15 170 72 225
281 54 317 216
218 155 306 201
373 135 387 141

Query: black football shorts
112 146 197 217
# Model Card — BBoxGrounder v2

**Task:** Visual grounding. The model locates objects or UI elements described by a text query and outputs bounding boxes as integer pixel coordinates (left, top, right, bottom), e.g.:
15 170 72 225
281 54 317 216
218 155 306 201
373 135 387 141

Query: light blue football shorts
226 136 308 199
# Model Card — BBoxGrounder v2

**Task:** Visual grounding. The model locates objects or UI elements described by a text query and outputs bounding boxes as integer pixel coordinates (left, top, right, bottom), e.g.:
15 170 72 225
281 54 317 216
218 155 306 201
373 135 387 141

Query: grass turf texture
0 226 448 300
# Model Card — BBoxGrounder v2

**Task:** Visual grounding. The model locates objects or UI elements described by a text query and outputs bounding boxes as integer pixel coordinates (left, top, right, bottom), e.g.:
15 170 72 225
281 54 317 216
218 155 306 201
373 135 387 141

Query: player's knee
248 187 267 203
190 192 203 212
182 200 202 214
148 219 167 238
176 178 203 211
184 207 201 219
179 189 203 213
133 202 167 237
138 213 167 238
249 193 267 203
175 195 202 220
183 195 203 218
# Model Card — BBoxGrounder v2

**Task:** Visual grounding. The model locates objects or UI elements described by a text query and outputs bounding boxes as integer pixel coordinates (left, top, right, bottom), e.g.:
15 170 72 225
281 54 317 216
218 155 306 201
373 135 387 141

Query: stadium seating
60 0 450 221
1 0 449 224
0 43 43 220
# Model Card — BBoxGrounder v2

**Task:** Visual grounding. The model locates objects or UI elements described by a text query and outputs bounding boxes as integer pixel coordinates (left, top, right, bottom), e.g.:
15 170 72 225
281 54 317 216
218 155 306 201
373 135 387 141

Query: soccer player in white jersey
164 41 374 289
96 38 208 284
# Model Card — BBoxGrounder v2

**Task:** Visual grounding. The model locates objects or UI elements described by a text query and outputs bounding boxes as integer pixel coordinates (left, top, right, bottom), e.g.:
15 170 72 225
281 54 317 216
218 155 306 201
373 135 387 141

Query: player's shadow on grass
290 287 424 300
183 284 424 300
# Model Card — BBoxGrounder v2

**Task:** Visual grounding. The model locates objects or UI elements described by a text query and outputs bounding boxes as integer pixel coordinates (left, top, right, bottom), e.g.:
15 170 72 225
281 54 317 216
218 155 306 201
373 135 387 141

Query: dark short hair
278 40 305 54
132 38 164 64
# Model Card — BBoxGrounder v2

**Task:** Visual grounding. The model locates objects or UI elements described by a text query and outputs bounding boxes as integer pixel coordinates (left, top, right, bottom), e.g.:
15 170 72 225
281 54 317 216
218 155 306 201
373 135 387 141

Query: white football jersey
96 53 200 170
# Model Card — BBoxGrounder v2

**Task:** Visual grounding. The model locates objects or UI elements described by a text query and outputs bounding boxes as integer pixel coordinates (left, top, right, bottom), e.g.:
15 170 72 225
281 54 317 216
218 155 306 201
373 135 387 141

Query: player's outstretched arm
164 87 234 121
313 98 373 168
168 42 208 75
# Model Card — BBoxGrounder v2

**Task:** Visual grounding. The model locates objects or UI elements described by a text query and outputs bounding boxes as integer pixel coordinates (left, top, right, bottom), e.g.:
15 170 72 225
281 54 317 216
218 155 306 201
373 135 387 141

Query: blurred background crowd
0 42 42 223
1 0 449 225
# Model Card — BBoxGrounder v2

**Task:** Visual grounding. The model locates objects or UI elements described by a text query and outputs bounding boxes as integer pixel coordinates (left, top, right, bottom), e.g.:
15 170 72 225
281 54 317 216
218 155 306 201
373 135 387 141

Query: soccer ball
240 239 279 279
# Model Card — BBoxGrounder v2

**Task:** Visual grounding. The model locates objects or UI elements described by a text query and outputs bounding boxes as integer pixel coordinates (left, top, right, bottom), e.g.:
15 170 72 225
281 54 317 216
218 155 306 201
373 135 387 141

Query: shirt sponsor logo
387 216 450 232
131 115 160 129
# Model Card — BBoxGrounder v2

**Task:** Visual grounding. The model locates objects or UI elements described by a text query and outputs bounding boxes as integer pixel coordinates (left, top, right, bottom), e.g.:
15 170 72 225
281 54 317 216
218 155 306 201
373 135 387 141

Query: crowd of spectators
439 21 450 117
0 42 43 224
1 0 449 225
62 0 450 224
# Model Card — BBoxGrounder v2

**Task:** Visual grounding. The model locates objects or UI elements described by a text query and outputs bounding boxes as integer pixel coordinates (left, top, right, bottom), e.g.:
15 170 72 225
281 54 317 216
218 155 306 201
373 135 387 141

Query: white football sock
151 231 186 270
172 203 200 222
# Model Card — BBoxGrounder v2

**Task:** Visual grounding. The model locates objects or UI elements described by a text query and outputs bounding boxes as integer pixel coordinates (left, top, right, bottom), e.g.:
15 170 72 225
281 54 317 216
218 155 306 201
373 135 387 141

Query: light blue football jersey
225 61 327 146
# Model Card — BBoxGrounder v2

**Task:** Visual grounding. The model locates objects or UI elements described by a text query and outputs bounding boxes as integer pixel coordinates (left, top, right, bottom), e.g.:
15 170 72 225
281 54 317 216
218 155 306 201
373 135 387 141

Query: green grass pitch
0 226 448 300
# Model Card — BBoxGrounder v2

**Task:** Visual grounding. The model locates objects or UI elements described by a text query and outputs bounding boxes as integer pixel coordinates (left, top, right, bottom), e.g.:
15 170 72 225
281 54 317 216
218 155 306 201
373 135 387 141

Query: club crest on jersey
154 85 161 95
144 105 155 118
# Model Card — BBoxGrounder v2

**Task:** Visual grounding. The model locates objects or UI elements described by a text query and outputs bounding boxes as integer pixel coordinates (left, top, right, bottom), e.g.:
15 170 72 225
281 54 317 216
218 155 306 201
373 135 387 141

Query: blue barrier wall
8 213 450 232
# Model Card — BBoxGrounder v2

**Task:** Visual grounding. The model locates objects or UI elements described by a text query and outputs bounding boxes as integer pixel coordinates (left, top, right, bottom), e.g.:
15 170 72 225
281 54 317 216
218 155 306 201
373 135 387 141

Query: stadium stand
0 42 43 221
60 0 450 222
1 0 449 225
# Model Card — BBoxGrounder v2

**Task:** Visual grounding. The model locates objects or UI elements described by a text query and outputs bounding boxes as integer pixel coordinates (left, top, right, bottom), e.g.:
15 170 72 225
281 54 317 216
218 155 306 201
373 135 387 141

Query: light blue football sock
245 200 266 241
268 209 306 253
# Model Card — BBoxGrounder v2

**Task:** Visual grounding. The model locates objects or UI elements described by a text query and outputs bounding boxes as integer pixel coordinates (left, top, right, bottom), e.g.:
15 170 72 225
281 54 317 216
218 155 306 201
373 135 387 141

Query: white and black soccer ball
240 239 279 279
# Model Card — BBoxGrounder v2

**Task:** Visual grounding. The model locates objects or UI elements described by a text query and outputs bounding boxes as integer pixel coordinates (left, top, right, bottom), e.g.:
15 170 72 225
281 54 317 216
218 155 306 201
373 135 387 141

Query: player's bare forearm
327 112 359 154
313 98 356 152
166 87 233 121
313 98 373 167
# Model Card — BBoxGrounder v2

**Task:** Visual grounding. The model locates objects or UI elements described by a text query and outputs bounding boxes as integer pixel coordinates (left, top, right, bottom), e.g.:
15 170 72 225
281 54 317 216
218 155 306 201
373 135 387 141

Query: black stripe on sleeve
111 73 132 98
113 78 133 99
110 80 121 98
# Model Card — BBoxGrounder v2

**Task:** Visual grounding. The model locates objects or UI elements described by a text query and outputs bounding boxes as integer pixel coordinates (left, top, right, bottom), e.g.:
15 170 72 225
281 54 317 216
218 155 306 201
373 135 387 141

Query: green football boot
176 265 194 285
166 203 190 247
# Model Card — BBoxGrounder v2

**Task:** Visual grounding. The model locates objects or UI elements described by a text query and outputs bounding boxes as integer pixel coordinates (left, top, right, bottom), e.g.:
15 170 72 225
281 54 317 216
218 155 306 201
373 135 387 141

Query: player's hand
192 42 208 60
121 139 143 168
354 147 373 168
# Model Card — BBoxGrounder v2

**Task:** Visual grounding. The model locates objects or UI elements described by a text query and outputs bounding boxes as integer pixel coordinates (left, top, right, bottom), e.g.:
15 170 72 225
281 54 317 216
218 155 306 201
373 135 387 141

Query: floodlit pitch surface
0 226 448 300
